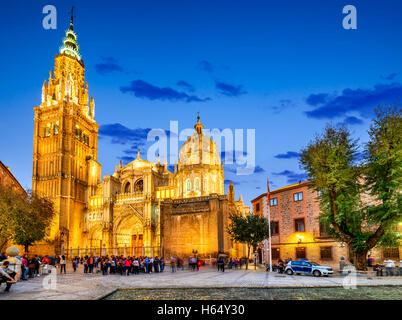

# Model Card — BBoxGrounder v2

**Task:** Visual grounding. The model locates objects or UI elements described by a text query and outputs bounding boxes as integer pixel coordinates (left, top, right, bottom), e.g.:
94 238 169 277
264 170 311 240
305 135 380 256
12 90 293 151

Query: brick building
0 161 25 193
251 181 401 269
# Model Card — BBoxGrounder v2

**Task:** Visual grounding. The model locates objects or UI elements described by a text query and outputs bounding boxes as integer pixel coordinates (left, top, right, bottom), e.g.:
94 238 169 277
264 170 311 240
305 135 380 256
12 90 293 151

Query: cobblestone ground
0 265 401 300
105 286 402 300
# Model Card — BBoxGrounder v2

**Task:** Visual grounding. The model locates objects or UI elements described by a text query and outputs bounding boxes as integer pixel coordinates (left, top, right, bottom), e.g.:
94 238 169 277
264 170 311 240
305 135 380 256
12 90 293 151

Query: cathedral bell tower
32 9 101 253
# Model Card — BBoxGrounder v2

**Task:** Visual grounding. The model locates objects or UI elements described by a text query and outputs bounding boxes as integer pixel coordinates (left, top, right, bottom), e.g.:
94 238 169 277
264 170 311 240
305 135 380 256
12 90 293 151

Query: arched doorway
113 205 145 256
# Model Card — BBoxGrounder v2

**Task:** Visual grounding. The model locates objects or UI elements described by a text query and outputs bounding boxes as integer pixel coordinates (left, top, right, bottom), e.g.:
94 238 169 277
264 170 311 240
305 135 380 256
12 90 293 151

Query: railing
115 192 144 203
64 246 160 258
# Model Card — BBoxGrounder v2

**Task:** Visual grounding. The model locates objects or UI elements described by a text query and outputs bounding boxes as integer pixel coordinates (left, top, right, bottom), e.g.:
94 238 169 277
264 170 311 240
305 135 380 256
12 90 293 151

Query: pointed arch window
203 177 208 192
186 179 192 192
45 123 51 137
54 121 59 135
124 182 131 193
194 177 200 192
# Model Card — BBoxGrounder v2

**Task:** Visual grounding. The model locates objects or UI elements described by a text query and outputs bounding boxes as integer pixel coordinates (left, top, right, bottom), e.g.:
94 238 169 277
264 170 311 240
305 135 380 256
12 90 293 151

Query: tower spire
59 7 81 62
70 6 74 30
194 113 203 134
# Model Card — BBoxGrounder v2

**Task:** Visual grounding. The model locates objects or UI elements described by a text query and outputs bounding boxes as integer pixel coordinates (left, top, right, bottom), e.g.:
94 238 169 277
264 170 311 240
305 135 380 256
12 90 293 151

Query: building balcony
115 192 144 204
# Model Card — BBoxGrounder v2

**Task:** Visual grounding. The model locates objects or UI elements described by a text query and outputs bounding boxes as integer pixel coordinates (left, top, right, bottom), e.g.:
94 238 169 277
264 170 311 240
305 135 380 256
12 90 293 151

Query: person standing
88 256 94 274
154 257 160 273
160 257 165 272
21 255 28 280
217 256 225 272
59 255 66 274
339 256 346 274
384 259 395 276
72 256 78 272
170 257 176 272
83 256 88 273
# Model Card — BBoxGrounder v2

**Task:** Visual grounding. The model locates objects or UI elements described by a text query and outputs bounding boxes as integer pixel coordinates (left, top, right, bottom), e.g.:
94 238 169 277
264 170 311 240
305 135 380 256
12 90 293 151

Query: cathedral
32 15 249 259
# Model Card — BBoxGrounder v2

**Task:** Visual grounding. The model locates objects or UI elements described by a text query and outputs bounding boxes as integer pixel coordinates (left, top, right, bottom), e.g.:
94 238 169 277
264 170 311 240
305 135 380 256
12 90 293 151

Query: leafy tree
0 185 55 252
300 106 401 270
227 213 270 270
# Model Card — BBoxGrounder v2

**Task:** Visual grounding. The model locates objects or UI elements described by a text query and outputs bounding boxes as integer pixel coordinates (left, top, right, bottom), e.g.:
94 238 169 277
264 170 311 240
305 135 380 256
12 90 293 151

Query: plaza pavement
0 265 401 300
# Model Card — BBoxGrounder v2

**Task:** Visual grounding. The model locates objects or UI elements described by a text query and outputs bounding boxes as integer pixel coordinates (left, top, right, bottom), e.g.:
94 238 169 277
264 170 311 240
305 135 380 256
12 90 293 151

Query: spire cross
70 6 75 28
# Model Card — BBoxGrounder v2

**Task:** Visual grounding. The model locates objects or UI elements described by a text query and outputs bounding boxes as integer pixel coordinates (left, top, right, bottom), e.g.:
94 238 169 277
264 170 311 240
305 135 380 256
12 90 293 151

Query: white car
285 260 333 277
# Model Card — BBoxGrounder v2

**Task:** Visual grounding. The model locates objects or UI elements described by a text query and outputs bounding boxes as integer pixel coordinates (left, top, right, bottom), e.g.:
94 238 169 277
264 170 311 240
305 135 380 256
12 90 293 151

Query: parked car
284 260 333 277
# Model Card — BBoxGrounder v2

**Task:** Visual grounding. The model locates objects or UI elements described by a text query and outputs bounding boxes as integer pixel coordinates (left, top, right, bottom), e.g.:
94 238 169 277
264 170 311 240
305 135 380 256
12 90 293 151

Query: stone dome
179 116 221 167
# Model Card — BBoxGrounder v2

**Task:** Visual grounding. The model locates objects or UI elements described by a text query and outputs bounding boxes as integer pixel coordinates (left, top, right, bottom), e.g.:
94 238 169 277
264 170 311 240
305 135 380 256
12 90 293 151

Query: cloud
197 60 229 73
306 93 329 106
224 179 240 186
120 80 210 102
305 83 402 119
99 123 152 153
95 57 123 75
119 156 135 164
176 81 195 92
271 99 295 114
254 165 265 173
274 151 301 159
272 170 309 184
382 72 399 81
337 116 364 126
215 81 247 97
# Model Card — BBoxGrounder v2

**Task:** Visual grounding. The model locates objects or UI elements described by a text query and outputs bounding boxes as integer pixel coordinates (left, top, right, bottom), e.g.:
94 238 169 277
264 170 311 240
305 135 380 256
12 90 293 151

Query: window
45 123 51 137
134 179 143 192
124 182 131 193
54 121 59 135
203 178 208 192
319 222 330 237
296 247 306 259
295 218 305 232
320 246 333 260
256 203 260 212
75 125 81 140
83 134 89 146
293 192 303 201
272 248 280 260
383 248 400 260
270 197 278 206
271 221 279 235
186 179 191 192
194 177 200 192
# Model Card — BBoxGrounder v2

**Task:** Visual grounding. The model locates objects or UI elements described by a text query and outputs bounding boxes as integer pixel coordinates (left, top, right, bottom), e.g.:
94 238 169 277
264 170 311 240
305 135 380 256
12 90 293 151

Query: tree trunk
24 243 29 254
246 245 250 270
353 250 368 271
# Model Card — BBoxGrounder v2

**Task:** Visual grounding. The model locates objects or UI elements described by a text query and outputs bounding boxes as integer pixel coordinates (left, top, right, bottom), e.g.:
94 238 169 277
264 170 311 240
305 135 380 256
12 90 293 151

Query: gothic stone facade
32 17 249 258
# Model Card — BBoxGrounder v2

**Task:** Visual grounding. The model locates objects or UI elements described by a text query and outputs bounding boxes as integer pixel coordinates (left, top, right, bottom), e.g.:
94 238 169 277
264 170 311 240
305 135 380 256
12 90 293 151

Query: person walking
59 255 66 274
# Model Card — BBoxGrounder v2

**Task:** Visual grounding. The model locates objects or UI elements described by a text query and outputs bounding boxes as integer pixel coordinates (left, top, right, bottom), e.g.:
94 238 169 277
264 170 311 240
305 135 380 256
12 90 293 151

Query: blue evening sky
1 0 402 206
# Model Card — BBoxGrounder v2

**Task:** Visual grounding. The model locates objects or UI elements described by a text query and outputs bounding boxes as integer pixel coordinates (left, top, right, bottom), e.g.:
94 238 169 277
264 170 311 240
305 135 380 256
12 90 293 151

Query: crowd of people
0 251 246 292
